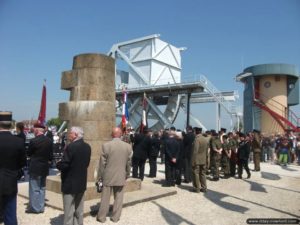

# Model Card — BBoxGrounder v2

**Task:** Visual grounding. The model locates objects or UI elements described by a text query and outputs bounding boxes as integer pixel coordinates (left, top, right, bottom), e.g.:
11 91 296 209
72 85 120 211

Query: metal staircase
198 75 236 116
253 91 300 132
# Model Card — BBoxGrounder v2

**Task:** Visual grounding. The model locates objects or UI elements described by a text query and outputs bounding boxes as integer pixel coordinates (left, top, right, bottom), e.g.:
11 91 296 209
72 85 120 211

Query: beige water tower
236 64 299 134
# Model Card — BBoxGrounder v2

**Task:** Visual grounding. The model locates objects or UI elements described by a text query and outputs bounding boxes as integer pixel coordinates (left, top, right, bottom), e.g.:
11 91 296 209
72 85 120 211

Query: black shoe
25 209 43 214
200 188 207 193
212 177 219 181
238 176 242 179
247 173 251 179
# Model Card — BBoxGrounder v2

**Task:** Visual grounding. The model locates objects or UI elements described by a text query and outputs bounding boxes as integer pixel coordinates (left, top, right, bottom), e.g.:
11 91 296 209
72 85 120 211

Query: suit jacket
238 141 251 160
132 133 151 160
165 136 180 162
57 138 91 194
98 138 132 186
183 132 195 160
0 131 26 196
191 134 209 166
28 134 53 177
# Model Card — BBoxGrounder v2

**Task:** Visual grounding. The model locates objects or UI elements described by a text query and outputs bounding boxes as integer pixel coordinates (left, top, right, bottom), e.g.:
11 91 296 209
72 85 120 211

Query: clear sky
0 0 299 130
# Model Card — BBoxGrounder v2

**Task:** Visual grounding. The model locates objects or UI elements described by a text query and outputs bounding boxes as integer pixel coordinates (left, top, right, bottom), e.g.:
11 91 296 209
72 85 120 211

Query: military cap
0 111 12 122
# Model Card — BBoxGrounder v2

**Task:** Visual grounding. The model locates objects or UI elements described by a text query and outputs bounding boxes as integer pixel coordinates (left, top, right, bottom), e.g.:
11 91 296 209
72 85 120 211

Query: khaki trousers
192 164 207 191
97 186 124 222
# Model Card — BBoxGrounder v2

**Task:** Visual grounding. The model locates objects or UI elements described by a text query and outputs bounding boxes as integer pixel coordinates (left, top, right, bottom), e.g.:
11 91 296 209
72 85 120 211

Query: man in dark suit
57 126 91 225
191 128 209 192
131 128 151 181
97 127 132 223
237 133 251 179
183 126 195 183
0 111 26 225
164 127 180 187
26 123 53 213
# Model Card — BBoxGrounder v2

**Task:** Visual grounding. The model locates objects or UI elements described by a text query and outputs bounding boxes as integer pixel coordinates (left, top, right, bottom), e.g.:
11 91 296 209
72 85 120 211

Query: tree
47 117 63 129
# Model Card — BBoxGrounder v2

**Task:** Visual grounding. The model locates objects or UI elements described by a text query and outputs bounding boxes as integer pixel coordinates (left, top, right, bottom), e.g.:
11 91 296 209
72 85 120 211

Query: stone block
70 86 115 101
72 53 115 71
59 101 115 122
46 176 141 201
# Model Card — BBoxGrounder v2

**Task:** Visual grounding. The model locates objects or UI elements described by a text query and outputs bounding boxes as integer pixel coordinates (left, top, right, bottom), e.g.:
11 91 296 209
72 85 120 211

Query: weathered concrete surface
15 162 300 225
58 53 115 182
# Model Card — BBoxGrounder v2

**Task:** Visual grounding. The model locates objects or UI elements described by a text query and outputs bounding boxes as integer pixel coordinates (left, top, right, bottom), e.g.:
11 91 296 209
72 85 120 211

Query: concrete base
46 176 142 201
18 178 177 216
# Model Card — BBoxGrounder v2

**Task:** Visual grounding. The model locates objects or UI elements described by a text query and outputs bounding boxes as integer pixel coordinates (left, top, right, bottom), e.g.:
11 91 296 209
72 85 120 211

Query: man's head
68 126 84 142
112 127 122 138
33 123 45 136
0 111 12 130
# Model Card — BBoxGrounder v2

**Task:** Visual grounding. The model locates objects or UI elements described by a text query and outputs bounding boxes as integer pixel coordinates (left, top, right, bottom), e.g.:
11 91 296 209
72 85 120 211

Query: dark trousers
238 159 251 178
1 194 17 225
165 160 176 186
132 157 146 181
148 156 158 177
183 157 192 182
230 160 237 176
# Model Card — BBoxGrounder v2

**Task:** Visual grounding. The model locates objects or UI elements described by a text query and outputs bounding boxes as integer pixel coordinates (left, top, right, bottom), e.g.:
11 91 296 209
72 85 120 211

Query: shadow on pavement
229 193 300 218
50 214 64 225
152 201 196 225
203 189 249 213
280 165 298 172
261 171 281 180
243 180 267 193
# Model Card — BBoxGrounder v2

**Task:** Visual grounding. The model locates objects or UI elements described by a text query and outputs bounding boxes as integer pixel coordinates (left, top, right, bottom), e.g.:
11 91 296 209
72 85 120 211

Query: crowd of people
1 110 300 225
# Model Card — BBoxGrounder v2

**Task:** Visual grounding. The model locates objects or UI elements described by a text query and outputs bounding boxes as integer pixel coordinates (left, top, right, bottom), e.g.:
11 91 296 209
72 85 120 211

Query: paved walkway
5 162 300 225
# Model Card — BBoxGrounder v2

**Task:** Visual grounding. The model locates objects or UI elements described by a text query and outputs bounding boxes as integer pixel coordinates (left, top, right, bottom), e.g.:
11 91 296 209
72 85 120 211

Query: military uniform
210 136 222 180
191 134 209 192
252 132 261 171
228 137 238 176
221 139 231 177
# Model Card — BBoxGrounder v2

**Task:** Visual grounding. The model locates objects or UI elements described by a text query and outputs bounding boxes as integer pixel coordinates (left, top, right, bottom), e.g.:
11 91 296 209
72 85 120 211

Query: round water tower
237 63 299 134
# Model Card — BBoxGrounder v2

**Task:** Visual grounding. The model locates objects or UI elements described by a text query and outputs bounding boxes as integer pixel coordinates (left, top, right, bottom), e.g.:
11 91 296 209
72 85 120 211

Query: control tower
237 63 299 134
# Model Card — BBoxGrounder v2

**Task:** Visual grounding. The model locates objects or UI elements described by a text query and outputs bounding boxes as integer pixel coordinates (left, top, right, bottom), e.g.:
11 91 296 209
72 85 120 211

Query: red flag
37 80 46 126
140 93 147 133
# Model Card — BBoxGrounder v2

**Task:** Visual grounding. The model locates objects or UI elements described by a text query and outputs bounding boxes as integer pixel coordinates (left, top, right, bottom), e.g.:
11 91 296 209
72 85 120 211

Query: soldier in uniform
228 132 238 177
191 129 209 192
252 129 262 171
221 135 231 178
210 130 223 181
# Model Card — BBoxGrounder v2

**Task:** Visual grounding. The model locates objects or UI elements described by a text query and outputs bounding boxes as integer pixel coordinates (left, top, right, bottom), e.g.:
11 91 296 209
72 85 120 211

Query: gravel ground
3 162 300 225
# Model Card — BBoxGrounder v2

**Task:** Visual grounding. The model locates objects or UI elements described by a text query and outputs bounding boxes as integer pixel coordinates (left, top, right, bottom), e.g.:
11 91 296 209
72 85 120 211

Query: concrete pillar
59 53 115 182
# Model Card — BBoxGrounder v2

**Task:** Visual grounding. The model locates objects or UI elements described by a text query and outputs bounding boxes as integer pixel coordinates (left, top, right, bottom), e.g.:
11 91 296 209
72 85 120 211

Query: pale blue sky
0 0 299 129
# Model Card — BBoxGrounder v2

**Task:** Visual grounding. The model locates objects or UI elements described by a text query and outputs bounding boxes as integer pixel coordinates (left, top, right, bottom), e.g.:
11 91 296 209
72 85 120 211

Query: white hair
70 126 84 139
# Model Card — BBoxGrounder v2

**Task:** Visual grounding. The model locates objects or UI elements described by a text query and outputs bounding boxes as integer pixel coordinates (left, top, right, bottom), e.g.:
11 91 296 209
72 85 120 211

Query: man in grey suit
191 129 209 193
97 127 132 223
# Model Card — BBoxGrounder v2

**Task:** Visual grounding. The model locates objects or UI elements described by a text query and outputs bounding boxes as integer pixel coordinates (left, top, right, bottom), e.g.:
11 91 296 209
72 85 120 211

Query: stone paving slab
7 162 300 225
18 177 177 216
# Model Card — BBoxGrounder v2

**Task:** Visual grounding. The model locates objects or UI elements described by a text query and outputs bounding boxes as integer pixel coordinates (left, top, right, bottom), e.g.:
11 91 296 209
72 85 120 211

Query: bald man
97 127 133 223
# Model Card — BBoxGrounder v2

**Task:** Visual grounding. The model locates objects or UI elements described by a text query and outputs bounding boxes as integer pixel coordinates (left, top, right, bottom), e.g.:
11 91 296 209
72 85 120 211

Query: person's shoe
110 218 119 223
238 176 242 179
25 209 43 214
200 188 207 193
212 177 219 181
247 173 251 179
96 217 106 223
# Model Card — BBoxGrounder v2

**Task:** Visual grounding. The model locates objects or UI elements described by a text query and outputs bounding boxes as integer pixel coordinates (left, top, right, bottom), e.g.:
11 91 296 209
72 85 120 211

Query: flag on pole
37 80 46 126
121 89 129 129
140 92 147 133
